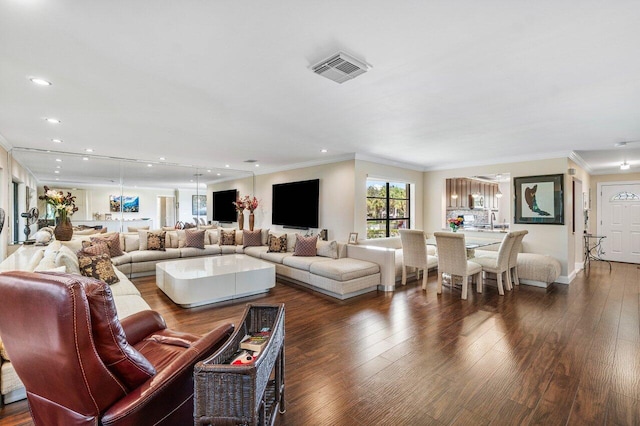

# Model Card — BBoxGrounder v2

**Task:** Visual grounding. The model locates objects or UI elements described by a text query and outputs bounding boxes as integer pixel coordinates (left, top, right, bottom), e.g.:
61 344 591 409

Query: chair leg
476 272 483 293
513 267 520 285
416 268 421 281
437 271 443 294
505 269 513 290
422 268 428 290
461 275 468 300
496 272 505 295
402 265 406 285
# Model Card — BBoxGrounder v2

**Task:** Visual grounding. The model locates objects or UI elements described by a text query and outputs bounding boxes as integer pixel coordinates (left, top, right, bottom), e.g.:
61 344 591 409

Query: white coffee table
156 254 275 308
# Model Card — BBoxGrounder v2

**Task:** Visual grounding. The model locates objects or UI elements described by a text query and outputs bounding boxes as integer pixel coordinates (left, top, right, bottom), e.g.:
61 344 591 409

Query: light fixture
621 162 630 170
496 189 503 198
45 118 60 124
216 173 221 176
30 78 51 86
472 180 481 198
85 148 93 153
321 149 328 153
82 157 89 161
54 170 59 174
51 138 62 143
159 157 166 161
225 164 230 168
55 158 62 162
451 192 458 200
255 164 260 168
147 164 153 167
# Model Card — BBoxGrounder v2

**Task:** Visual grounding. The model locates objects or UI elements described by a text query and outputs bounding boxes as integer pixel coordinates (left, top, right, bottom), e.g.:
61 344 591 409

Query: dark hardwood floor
1 261 638 425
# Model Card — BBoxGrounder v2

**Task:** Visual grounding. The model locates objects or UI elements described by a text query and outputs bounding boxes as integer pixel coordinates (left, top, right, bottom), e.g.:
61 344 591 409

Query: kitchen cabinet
446 178 500 210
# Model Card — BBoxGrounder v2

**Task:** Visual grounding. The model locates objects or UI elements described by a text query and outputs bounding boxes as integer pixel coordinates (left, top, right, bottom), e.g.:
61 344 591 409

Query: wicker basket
194 304 285 426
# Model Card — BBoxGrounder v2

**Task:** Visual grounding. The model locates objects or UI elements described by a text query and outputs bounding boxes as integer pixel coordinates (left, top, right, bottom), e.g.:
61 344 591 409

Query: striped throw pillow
185 228 205 249
294 234 318 257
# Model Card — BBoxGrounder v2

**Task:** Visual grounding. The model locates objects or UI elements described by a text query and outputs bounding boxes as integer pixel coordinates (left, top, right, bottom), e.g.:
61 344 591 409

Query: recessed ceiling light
147 164 153 167
55 178 59 181
225 164 230 168
55 158 62 162
82 157 89 161
56 166 61 169
207 169 211 173
45 118 60 124
621 162 631 170
51 138 63 143
85 148 93 153
217 173 221 176
30 78 51 86
159 157 166 161
54 170 59 174
321 149 328 153
255 164 260 167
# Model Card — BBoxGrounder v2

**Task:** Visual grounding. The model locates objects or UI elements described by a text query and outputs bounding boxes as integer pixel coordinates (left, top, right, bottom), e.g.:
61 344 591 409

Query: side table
194 304 285 426
583 234 612 276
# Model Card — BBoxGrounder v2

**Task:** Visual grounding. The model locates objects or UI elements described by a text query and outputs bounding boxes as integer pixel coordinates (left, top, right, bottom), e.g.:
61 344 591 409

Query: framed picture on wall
192 195 207 215
514 174 564 225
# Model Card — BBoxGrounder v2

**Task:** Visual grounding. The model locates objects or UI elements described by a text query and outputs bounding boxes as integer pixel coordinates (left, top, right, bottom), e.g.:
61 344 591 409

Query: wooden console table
194 304 285 426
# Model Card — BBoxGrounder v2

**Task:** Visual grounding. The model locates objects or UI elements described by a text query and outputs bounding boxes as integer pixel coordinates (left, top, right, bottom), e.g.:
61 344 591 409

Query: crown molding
568 151 593 174
253 153 356 176
354 153 425 172
424 150 575 172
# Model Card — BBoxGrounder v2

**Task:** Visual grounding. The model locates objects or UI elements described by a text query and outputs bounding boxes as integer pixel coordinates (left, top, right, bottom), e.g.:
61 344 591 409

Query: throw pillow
80 240 111 257
185 228 205 249
78 253 120 285
81 277 156 390
317 240 339 259
294 234 318 257
220 229 236 246
147 231 166 251
243 229 263 248
91 232 124 257
267 234 287 253
55 245 81 275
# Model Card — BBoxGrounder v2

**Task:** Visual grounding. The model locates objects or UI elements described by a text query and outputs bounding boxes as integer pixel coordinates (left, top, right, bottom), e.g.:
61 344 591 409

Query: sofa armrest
101 323 234 426
120 310 167 345
346 245 397 289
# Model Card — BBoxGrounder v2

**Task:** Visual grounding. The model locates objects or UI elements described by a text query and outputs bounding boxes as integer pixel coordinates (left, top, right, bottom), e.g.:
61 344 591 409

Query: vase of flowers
39 186 78 241
242 196 259 231
447 217 463 232
232 197 246 230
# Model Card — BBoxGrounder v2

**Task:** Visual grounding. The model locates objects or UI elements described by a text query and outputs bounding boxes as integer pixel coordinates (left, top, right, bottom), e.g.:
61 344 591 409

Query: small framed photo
348 232 358 244
104 213 112 220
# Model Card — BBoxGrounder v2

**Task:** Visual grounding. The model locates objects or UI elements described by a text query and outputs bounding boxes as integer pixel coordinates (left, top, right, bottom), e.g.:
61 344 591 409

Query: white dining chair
472 231 517 295
507 230 528 286
433 232 482 300
399 229 438 290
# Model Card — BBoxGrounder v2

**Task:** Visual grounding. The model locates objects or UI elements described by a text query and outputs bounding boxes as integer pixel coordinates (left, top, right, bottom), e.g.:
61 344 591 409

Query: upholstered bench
516 253 561 288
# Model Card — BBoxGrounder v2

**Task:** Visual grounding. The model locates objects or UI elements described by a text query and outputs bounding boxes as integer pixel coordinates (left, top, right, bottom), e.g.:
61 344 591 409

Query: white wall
424 157 574 280
211 161 354 241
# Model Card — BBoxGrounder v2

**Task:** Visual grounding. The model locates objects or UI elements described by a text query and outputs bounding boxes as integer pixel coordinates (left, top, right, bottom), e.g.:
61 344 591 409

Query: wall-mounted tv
272 179 319 229
212 189 237 223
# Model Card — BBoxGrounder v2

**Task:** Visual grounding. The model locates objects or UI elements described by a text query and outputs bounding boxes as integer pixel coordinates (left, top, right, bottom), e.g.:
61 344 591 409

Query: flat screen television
272 179 319 229
212 189 237 223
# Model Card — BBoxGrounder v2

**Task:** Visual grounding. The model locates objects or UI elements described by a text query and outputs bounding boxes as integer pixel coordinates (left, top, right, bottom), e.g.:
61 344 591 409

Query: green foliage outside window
366 180 410 238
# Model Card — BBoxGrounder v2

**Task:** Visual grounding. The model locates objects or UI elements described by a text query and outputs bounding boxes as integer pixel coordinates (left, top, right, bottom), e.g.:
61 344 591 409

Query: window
366 180 410 238
611 191 639 201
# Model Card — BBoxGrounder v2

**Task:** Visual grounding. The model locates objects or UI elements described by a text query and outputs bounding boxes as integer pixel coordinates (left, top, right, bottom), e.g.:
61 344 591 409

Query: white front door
599 183 640 264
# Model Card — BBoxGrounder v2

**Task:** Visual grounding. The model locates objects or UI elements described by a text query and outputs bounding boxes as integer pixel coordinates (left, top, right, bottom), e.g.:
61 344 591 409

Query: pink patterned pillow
91 233 124 257
185 228 205 249
294 234 318 257
243 229 262 248
80 240 111 257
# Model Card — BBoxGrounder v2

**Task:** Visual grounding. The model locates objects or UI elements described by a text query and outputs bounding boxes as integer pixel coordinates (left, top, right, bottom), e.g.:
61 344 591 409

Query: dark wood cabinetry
446 178 500 210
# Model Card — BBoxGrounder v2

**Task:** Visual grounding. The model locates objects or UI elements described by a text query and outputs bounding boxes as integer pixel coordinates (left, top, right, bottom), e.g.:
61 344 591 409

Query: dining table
425 237 500 259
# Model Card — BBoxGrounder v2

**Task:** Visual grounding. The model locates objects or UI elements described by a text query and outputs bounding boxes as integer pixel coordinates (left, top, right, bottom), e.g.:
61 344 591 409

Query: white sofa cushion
283 255 332 271
310 258 380 282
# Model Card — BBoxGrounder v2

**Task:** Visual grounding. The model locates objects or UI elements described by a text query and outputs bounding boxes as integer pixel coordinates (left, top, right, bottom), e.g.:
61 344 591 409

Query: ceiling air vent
310 51 370 84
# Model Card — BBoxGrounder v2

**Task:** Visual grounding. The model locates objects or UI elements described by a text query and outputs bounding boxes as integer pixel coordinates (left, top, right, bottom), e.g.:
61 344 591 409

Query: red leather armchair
0 271 233 425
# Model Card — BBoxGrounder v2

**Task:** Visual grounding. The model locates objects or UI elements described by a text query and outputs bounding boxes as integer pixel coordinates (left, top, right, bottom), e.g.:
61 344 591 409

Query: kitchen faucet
490 212 496 230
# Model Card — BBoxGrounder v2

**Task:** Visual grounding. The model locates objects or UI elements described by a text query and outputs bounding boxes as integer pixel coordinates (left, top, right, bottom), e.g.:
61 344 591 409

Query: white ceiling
1 1 639 183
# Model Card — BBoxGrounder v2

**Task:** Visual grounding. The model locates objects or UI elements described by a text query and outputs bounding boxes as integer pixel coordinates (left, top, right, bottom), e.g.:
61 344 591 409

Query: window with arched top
611 191 640 201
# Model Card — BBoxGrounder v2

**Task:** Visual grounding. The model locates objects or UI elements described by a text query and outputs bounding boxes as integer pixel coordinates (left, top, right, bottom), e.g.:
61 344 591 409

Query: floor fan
20 207 39 241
